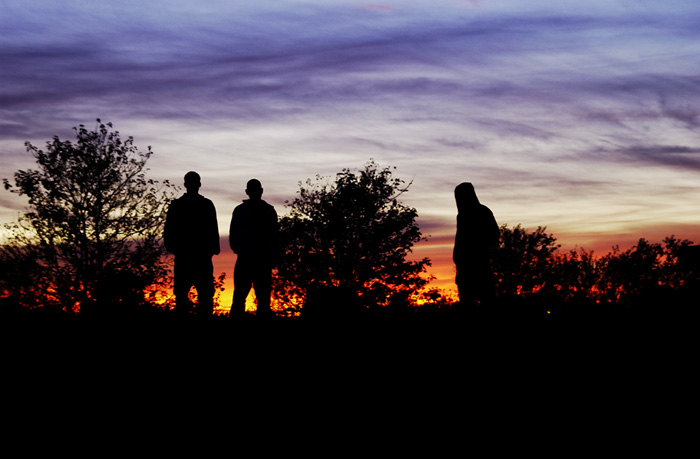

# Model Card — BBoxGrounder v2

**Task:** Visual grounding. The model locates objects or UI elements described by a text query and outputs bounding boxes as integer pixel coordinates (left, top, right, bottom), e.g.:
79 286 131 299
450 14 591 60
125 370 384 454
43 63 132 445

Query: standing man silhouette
229 179 279 319
164 171 220 317
453 182 499 306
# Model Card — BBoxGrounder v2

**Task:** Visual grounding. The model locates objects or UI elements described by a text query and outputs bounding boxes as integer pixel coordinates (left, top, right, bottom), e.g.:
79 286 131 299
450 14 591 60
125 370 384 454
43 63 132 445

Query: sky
2 0 700 299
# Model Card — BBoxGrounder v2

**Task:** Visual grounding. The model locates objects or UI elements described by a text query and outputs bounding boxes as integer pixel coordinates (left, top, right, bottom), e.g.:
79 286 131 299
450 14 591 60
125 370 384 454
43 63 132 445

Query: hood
454 182 480 213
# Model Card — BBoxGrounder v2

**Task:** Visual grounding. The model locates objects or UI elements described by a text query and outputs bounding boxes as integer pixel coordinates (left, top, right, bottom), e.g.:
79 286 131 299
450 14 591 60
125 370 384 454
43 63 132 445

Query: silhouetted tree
492 224 560 298
0 240 48 313
1 120 176 315
275 160 431 314
596 236 694 307
549 247 599 304
491 224 694 316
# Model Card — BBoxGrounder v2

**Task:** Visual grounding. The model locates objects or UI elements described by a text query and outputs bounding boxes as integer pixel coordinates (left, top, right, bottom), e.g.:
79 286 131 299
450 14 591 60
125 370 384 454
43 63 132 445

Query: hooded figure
453 182 499 305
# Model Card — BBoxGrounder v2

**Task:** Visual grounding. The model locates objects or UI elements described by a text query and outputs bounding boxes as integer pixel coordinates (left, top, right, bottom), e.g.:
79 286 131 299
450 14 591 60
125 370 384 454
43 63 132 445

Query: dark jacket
453 183 499 265
229 199 279 259
164 193 220 257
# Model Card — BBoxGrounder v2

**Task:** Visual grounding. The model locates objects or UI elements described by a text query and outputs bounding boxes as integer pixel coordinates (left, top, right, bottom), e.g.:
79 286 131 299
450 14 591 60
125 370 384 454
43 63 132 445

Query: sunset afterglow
2 0 700 307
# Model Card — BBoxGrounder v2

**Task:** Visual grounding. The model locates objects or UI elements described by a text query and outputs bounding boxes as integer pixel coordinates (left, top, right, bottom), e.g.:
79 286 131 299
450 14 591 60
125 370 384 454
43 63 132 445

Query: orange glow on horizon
213 290 256 315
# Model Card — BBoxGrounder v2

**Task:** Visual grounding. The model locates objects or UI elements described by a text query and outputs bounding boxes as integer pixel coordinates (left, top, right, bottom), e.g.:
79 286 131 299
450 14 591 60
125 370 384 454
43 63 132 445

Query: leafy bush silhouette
491 225 695 318
2 120 176 315
274 160 431 316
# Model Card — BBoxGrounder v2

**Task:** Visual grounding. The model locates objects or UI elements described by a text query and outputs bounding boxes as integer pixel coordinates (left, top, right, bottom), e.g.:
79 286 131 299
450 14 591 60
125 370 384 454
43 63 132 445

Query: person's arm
229 206 240 254
163 201 178 254
487 208 499 248
210 201 220 256
269 206 281 259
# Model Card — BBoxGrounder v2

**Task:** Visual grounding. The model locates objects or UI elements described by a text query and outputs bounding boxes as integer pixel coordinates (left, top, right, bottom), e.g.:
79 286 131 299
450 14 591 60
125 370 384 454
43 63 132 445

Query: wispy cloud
597 145 700 172
356 4 395 12
2 1 700 284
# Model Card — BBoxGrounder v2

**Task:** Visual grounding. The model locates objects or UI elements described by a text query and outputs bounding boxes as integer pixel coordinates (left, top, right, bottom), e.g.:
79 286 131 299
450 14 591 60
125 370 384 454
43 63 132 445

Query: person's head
184 171 201 194
455 182 480 212
246 179 263 200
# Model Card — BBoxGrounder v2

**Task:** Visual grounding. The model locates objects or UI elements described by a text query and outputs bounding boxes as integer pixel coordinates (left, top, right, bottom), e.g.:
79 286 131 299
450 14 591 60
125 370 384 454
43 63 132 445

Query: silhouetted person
164 171 220 317
229 179 279 319
453 182 499 306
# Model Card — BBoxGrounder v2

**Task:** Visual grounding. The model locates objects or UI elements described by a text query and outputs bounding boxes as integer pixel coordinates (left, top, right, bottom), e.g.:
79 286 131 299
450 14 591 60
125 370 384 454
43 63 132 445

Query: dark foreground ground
3 295 696 356
3 297 695 457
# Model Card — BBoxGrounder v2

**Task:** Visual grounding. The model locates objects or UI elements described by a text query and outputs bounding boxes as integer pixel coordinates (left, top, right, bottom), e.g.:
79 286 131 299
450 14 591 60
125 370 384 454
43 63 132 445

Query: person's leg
231 257 252 317
173 256 194 315
252 261 272 318
455 265 475 306
193 257 215 318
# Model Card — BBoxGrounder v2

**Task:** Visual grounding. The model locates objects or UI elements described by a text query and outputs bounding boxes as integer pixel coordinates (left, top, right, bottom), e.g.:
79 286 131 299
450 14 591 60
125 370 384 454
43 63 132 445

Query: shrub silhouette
2 120 176 315
274 160 431 316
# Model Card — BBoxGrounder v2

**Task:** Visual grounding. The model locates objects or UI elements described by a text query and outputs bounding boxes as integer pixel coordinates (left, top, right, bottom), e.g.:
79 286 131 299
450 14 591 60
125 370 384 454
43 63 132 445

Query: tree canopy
274 160 431 314
1 120 176 314
491 224 696 315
